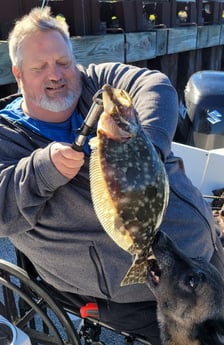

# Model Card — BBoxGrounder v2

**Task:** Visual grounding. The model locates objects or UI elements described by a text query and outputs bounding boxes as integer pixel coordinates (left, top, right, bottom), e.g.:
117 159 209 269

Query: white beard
39 90 77 112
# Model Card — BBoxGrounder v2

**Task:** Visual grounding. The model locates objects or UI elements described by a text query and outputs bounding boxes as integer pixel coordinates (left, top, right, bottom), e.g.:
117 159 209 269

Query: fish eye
185 272 205 289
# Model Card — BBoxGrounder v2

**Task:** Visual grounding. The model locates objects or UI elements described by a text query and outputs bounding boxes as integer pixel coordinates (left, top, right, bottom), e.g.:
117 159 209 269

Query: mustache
45 79 66 88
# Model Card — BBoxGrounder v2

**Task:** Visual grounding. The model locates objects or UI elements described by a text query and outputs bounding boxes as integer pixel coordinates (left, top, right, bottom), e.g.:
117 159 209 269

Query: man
0 6 223 344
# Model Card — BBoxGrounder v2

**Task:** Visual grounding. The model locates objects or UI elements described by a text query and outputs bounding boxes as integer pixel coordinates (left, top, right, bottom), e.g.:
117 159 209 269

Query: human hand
50 142 85 179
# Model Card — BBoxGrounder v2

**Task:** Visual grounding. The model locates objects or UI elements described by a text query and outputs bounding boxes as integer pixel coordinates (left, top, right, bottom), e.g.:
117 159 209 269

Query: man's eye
58 61 71 67
32 66 45 71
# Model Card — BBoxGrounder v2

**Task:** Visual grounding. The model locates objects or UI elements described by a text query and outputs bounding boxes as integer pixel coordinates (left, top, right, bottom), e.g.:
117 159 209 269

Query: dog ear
196 319 224 345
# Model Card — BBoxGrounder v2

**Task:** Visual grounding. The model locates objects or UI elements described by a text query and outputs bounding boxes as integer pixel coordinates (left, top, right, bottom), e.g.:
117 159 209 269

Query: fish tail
120 259 148 287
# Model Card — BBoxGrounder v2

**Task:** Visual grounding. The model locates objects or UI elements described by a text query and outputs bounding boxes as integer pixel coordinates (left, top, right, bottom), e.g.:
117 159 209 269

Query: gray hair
8 6 73 68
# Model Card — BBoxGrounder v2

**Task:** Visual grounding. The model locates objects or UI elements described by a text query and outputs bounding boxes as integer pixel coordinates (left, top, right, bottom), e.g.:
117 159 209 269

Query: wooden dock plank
0 25 224 86
72 32 157 67
155 29 168 56
126 31 157 62
167 26 197 54
0 42 15 85
71 34 125 66
197 25 221 49
220 25 224 45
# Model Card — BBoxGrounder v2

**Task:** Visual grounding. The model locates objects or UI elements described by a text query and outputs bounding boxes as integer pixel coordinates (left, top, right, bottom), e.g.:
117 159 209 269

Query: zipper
0 115 50 150
89 245 111 299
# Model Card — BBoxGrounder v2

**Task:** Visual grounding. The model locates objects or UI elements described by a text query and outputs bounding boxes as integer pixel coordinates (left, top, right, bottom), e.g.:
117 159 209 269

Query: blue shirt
0 97 92 155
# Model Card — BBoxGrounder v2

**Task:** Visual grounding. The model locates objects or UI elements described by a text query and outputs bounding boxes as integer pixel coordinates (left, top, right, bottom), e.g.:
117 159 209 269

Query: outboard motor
176 70 224 150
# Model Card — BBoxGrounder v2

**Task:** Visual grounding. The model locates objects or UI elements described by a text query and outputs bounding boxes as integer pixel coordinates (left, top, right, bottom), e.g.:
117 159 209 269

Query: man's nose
48 64 62 80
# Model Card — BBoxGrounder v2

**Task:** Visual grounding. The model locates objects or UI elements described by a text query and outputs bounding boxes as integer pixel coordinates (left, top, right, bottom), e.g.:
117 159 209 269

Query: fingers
50 142 85 179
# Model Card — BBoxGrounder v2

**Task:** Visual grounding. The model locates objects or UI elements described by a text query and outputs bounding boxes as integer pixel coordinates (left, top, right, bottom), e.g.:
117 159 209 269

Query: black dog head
146 231 224 345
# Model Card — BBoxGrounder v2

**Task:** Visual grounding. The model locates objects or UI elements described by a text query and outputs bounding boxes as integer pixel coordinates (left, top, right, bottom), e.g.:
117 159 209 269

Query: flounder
89 84 169 286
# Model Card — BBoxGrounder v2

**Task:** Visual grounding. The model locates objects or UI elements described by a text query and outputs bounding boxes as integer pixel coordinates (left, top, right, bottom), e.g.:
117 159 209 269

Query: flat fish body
89 84 169 286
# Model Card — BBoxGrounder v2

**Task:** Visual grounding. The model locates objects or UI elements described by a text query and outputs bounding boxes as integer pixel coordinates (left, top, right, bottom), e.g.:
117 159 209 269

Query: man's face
14 30 81 114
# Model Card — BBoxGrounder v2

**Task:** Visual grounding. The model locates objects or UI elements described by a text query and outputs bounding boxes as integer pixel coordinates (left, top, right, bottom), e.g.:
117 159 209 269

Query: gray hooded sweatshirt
0 62 217 303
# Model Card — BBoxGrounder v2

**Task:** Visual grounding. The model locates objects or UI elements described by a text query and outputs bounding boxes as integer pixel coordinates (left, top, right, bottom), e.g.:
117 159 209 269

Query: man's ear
12 65 21 85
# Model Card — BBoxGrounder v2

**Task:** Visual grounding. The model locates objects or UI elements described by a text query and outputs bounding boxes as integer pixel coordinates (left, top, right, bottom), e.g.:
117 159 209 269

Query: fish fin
89 136 98 149
120 258 148 286
89 148 132 252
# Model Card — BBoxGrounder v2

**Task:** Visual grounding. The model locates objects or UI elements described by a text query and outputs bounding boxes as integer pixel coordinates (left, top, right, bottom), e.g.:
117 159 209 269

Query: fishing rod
71 89 104 152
